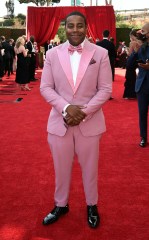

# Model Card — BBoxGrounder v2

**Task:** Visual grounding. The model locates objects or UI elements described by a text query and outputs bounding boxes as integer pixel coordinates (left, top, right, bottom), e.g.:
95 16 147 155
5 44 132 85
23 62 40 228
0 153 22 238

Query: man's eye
67 25 83 29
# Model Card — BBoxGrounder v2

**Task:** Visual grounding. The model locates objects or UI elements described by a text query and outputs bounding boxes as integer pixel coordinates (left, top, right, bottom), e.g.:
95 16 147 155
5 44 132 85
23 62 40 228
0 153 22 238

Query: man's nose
73 26 78 31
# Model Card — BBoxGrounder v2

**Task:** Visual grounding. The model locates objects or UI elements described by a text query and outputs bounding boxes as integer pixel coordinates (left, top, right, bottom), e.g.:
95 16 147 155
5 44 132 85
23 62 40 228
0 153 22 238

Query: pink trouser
48 126 102 206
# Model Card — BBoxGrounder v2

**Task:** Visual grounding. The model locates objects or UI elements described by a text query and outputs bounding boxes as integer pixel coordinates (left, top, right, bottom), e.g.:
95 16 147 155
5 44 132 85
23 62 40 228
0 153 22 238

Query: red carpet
0 69 149 240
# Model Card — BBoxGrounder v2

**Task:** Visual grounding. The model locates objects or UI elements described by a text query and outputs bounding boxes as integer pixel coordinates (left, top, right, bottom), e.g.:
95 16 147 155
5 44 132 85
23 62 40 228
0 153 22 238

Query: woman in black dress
14 36 31 91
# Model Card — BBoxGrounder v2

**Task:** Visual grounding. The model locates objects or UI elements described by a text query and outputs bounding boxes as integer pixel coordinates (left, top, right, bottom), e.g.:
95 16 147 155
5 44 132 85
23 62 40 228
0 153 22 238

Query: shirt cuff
62 104 70 117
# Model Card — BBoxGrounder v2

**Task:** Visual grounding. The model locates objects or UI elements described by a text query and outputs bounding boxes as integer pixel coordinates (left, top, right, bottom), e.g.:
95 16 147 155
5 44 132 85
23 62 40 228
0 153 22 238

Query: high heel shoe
24 86 31 91
20 86 25 91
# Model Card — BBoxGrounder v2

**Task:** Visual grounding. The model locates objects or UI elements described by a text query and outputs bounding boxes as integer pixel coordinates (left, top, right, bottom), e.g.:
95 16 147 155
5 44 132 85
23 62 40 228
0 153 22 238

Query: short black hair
103 30 110 37
65 11 87 26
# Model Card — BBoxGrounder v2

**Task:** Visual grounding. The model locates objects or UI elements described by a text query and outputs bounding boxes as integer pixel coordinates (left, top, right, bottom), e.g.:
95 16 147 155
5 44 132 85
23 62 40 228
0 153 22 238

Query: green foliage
16 14 26 20
3 19 15 26
115 14 124 22
116 22 132 28
115 12 142 29
116 21 142 29
15 14 26 25
57 25 66 42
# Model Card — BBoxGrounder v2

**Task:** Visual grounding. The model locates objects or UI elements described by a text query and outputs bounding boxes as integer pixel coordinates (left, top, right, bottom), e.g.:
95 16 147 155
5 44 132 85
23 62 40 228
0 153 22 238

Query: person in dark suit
0 53 4 81
44 40 50 57
0 39 4 81
22 35 28 49
0 36 11 78
27 35 37 81
96 29 116 81
135 22 149 147
48 40 56 50
8 39 15 75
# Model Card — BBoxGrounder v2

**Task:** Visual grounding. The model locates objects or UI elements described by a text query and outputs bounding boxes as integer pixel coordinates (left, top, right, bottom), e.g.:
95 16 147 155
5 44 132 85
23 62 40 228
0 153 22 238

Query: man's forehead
66 15 84 23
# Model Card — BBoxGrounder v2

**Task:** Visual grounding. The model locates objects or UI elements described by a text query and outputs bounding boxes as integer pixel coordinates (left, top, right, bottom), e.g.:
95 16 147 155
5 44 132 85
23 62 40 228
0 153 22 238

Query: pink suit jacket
40 39 112 137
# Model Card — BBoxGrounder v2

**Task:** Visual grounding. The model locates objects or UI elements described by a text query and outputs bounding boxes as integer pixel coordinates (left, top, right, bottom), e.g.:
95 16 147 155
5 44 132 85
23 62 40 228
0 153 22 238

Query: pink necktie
68 44 82 55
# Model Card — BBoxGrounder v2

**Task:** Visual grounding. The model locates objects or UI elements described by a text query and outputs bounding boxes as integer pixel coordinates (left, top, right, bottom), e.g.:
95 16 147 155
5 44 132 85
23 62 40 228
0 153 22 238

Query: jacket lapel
57 41 75 92
74 40 95 93
57 40 96 94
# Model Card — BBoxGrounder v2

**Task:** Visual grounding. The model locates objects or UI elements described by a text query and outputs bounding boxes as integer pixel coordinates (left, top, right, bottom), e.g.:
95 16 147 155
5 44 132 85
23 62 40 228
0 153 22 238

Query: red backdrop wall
27 6 116 46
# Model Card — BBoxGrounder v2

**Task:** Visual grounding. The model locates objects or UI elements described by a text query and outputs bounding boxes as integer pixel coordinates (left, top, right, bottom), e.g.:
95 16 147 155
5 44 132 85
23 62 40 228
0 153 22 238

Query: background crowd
0 35 38 90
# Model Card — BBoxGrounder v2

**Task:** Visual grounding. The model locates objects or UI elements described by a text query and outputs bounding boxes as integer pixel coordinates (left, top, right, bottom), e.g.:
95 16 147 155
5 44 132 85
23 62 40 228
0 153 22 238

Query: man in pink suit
40 11 112 228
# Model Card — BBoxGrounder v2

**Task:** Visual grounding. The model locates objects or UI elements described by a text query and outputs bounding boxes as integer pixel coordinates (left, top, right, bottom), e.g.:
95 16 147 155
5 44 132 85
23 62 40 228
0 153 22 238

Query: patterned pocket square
89 58 96 65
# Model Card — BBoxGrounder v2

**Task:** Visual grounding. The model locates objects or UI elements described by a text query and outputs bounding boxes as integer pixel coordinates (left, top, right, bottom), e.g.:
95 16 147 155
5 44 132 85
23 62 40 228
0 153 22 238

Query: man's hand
65 114 81 126
64 105 86 126
66 105 86 121
138 60 149 70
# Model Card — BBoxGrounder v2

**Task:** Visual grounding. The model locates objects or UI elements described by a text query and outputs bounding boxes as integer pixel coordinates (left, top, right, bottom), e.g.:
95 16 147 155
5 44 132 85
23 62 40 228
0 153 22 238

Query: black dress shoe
87 205 100 228
43 205 69 225
139 138 147 147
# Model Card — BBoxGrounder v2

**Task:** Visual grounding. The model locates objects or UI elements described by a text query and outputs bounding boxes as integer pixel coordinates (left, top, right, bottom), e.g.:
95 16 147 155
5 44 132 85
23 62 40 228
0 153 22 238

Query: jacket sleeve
40 51 69 115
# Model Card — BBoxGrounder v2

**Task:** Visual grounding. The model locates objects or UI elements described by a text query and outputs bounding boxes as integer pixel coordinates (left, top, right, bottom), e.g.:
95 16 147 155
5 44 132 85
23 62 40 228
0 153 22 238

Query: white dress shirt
62 41 84 116
70 50 81 86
